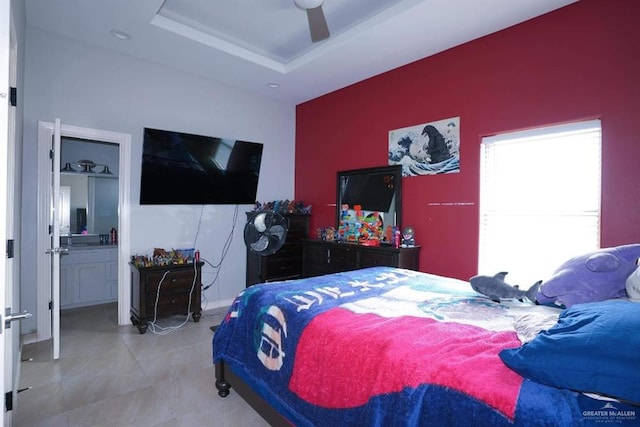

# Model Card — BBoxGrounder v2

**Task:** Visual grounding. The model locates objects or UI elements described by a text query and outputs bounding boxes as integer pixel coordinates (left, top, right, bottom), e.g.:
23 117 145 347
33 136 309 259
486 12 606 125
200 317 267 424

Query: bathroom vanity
60 243 118 309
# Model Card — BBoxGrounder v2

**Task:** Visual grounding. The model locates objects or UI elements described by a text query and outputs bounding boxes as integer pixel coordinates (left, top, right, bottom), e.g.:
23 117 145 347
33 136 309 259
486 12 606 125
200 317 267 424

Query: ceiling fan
294 0 330 43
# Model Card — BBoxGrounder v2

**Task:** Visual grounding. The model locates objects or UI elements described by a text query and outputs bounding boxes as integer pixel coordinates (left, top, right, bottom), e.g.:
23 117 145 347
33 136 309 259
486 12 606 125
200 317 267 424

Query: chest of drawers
129 262 203 334
246 213 310 286
302 240 420 277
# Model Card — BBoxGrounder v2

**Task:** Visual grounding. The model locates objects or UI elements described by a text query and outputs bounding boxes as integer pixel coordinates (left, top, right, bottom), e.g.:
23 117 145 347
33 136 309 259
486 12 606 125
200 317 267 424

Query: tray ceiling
25 0 577 104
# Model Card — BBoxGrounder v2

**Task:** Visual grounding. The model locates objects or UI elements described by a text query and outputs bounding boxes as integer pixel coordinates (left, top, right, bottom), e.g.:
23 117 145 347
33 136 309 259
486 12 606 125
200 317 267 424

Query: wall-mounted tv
140 127 263 205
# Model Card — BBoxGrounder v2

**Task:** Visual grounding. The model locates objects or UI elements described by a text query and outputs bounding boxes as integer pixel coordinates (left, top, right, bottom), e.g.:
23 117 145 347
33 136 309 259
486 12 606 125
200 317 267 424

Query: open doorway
59 137 120 323
36 121 132 354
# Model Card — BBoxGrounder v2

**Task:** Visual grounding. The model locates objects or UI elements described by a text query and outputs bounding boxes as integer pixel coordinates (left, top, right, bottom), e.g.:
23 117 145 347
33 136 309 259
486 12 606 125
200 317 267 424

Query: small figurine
401 226 415 247
385 225 393 244
325 227 336 241
153 248 168 258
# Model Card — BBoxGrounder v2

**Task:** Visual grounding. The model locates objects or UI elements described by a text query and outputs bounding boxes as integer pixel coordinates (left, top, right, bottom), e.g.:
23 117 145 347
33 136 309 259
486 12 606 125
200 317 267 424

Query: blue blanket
213 267 619 426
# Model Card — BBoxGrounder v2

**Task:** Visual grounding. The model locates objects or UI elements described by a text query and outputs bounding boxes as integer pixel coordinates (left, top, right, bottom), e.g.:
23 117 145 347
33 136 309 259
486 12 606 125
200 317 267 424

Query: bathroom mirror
60 136 119 236
60 174 118 235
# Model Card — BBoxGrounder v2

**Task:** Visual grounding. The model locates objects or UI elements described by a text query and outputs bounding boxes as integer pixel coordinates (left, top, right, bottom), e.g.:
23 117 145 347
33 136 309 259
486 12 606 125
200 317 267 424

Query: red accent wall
295 0 640 280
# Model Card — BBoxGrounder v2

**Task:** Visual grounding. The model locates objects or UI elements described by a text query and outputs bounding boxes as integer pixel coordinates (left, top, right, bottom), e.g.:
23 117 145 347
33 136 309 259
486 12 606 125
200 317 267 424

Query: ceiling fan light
294 0 323 10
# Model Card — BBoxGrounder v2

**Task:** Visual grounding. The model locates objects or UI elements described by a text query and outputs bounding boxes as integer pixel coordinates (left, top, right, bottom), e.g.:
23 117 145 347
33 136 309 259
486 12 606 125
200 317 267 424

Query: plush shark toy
469 272 541 303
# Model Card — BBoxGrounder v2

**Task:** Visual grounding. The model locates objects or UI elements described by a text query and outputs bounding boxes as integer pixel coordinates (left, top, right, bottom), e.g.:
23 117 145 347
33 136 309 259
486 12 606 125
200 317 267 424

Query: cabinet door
60 264 75 307
264 250 302 281
106 248 118 300
303 242 332 277
397 248 421 270
286 215 309 239
77 263 107 303
359 250 397 268
328 245 357 272
106 262 118 300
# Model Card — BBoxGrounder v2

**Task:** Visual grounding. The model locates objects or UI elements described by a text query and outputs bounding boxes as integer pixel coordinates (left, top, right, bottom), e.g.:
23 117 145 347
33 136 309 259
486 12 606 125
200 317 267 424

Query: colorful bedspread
213 267 584 426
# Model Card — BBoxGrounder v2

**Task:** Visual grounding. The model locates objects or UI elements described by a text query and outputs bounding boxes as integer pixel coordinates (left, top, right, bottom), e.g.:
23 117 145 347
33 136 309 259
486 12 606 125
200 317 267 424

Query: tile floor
15 303 269 427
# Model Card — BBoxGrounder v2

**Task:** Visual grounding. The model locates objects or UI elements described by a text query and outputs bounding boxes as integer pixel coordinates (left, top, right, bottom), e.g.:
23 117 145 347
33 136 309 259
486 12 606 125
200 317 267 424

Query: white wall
20 28 296 333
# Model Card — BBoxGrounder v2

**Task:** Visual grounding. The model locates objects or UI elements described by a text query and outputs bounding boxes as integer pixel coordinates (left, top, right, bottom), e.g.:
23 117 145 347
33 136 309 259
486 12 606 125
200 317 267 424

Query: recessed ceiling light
267 82 280 88
110 29 132 40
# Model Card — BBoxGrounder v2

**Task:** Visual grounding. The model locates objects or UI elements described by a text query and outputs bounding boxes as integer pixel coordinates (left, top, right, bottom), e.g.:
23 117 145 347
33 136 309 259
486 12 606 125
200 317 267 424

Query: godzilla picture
389 117 460 176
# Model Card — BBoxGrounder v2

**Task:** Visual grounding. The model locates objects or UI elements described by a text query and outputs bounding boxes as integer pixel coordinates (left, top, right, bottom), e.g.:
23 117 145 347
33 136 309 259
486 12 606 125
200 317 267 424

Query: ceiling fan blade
306 6 330 43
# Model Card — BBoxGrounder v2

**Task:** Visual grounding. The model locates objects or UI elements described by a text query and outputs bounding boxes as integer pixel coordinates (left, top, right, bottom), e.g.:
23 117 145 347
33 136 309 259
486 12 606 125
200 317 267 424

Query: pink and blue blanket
213 267 625 426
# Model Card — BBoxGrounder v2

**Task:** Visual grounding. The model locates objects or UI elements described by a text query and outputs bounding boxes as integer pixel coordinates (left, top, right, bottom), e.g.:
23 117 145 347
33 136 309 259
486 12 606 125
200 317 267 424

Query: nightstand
129 262 203 334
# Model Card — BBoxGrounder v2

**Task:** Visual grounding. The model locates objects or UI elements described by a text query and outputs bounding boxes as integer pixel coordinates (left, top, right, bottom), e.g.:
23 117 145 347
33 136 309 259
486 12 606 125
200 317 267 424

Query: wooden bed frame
215 360 292 426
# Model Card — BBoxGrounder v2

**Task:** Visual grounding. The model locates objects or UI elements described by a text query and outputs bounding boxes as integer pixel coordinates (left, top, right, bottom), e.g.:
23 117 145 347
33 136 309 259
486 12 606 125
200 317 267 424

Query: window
478 120 601 287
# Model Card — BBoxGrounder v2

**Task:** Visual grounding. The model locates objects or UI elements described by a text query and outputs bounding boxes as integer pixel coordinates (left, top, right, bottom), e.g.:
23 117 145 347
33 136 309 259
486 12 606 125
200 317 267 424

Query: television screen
340 173 396 212
140 127 263 205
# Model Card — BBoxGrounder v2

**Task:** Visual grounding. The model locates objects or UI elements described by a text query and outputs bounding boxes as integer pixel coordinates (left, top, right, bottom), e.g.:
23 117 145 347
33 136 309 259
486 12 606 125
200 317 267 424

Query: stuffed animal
626 259 640 300
536 244 640 308
469 272 540 303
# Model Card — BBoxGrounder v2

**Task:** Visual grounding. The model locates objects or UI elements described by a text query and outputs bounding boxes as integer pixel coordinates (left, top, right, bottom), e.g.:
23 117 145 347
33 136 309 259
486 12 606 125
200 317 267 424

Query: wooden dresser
129 262 203 334
302 239 420 277
246 213 310 287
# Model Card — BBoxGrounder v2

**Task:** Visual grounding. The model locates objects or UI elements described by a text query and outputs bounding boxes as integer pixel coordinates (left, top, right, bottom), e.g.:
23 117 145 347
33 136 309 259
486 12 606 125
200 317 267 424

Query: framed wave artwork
388 117 460 177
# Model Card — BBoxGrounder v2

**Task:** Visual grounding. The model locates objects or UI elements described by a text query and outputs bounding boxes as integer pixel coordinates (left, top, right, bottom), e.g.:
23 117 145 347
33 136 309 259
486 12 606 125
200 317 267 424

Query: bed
212 266 640 426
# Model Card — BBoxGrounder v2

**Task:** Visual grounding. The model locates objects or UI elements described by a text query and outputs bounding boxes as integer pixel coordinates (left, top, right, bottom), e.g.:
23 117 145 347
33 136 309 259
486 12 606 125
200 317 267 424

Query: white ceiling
25 0 577 105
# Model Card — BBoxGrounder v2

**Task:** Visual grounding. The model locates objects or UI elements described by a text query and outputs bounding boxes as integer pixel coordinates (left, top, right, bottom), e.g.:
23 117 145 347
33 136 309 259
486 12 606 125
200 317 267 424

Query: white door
35 120 66 359
0 0 9 423
36 122 132 356
49 120 62 360
2 0 28 424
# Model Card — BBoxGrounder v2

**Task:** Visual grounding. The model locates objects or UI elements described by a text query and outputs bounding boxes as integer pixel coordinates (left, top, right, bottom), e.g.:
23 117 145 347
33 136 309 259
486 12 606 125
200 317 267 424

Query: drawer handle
171 278 177 284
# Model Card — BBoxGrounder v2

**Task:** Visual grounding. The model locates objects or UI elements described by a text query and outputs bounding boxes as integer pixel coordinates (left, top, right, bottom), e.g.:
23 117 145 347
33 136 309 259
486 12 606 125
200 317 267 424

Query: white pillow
513 309 561 343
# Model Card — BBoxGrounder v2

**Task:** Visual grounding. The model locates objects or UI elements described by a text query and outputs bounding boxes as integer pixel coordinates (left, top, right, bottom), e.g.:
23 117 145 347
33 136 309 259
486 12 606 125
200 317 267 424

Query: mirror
60 174 118 235
60 137 119 236
336 165 402 243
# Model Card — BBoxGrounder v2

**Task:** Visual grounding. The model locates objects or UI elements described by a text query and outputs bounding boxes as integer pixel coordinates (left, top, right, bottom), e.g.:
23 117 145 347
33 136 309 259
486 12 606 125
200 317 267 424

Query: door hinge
6 239 13 259
49 149 53 159
49 301 52 310
5 391 12 411
9 87 16 107
49 224 52 234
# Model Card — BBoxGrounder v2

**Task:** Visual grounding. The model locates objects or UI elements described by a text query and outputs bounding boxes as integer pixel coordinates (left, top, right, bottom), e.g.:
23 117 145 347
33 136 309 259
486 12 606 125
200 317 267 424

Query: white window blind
478 120 601 287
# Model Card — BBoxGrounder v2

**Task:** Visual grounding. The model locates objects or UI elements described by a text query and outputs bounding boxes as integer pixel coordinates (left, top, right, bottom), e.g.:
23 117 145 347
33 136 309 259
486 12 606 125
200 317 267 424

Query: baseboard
202 298 234 312
21 333 39 345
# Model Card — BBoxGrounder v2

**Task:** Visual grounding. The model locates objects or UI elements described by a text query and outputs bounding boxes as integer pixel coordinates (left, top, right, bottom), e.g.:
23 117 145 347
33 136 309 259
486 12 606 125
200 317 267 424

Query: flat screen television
140 127 263 205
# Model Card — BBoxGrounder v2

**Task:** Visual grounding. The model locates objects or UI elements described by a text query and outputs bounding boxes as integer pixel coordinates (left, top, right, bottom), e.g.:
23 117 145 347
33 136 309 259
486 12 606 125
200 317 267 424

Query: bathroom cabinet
60 246 118 309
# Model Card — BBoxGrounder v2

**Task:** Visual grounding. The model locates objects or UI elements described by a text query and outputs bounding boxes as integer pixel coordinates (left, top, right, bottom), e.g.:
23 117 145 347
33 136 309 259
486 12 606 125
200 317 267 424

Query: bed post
215 361 231 397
